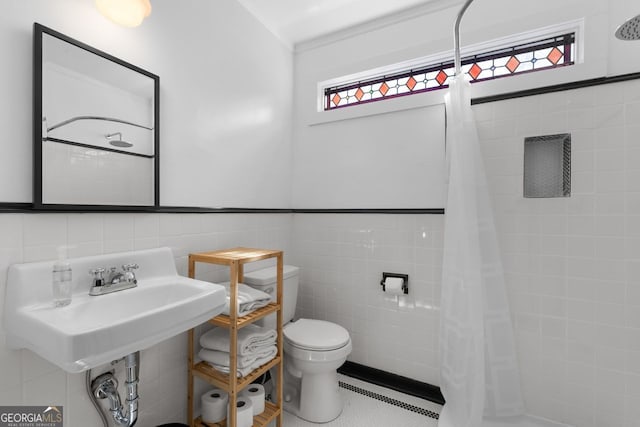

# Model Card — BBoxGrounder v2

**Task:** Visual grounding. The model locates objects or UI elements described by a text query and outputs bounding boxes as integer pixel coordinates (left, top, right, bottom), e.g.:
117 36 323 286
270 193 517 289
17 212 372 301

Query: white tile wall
290 214 444 385
475 78 640 427
0 212 291 426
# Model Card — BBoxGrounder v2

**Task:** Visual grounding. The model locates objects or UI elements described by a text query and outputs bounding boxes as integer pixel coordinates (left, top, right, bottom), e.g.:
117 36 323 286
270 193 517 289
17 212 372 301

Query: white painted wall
0 0 293 208
292 0 640 208
295 105 445 208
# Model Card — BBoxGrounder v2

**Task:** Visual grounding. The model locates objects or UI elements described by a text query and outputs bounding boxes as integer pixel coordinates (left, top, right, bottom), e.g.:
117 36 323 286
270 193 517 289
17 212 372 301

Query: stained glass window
324 33 575 110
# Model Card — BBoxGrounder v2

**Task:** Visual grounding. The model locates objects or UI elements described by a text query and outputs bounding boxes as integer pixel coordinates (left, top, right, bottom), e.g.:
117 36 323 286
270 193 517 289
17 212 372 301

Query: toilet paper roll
201 388 228 424
228 396 253 427
241 383 266 415
384 277 404 295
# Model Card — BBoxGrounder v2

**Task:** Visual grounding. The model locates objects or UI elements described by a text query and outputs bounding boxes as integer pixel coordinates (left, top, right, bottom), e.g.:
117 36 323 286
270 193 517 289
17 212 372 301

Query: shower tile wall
475 78 640 427
0 213 291 426
291 214 444 385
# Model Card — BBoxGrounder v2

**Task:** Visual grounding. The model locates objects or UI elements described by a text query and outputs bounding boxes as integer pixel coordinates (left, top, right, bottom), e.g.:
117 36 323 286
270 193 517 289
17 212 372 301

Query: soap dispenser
52 246 72 307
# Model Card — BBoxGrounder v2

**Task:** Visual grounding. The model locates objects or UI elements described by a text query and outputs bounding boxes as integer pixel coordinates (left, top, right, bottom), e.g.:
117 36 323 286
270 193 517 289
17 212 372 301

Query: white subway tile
624 102 640 126
593 105 626 129
594 149 625 171
596 303 626 327
541 317 566 339
23 214 67 247
566 341 594 365
0 214 23 249
625 147 640 169
567 236 595 258
22 369 66 407
567 320 595 344
594 215 625 237
0 344 22 391
595 171 626 193
567 215 594 235
571 171 595 194
595 237 626 259
571 149 594 172
568 108 595 130
570 129 595 152
134 214 159 238
67 214 103 244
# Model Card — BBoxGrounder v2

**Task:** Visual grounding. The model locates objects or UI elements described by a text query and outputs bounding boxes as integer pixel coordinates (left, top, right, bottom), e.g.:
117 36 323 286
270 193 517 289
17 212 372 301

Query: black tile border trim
471 71 640 105
0 203 444 214
338 380 440 420
293 208 444 214
338 361 445 405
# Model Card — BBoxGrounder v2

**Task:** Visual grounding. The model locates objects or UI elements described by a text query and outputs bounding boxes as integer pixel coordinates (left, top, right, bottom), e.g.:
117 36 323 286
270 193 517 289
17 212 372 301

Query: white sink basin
4 247 225 373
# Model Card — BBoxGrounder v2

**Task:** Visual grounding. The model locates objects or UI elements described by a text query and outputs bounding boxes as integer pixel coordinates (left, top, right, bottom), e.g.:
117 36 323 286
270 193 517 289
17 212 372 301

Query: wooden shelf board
209 303 280 328
193 356 282 392
190 247 282 265
194 401 280 427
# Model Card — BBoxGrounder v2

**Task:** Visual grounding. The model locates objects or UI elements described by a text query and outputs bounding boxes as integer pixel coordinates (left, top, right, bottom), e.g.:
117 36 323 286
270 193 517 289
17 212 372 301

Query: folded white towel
206 350 278 378
221 283 272 317
199 346 277 369
200 325 277 356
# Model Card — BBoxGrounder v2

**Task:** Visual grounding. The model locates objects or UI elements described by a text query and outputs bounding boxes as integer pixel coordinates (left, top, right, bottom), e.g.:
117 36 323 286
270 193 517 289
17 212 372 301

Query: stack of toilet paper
199 324 277 377
201 385 266 426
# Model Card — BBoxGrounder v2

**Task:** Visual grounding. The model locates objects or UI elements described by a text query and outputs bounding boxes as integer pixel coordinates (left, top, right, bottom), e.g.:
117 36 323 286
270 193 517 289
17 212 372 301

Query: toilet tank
242 265 299 328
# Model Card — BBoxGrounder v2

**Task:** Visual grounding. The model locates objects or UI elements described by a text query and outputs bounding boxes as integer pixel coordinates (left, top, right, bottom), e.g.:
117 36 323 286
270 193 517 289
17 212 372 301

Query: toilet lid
284 319 350 351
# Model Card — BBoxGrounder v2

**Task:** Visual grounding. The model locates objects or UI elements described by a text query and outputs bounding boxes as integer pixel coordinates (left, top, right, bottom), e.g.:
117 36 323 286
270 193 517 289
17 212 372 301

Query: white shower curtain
438 76 524 427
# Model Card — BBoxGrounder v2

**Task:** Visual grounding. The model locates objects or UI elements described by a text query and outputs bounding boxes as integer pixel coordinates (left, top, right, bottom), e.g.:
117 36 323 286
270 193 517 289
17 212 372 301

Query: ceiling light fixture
96 0 152 28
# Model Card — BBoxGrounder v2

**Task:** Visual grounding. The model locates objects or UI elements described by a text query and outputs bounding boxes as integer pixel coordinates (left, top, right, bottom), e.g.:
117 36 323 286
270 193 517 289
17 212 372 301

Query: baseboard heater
337 361 445 405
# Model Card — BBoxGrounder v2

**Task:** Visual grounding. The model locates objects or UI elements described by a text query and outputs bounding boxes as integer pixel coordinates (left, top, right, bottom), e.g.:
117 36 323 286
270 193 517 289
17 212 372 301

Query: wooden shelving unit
188 247 283 427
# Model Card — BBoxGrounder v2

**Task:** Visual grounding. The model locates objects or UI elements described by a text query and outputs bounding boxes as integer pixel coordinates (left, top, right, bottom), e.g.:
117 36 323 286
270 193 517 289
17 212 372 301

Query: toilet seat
284 319 350 351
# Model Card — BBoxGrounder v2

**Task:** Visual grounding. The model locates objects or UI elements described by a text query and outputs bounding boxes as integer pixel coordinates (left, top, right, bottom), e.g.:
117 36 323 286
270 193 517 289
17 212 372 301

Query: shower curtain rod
46 115 154 132
454 0 475 76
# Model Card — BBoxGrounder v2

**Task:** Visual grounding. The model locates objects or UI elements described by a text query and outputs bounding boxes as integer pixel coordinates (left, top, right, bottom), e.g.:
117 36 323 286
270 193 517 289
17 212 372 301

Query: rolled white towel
199 346 277 369
200 325 277 356
221 283 271 317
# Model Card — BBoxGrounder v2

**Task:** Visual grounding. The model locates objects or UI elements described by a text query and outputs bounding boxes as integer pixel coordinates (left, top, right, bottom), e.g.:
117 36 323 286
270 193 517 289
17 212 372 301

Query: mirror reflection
35 24 159 208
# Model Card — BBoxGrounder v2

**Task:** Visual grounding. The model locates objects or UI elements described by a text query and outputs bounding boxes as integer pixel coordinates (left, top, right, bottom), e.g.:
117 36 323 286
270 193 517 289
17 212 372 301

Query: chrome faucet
89 264 139 296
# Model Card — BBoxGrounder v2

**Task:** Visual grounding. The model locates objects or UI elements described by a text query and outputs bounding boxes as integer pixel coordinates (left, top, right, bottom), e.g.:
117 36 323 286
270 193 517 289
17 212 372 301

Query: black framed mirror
34 23 159 210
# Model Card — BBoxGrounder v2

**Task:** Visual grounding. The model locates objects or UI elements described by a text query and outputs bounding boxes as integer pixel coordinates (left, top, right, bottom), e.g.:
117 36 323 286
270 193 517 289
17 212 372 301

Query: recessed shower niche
523 133 571 198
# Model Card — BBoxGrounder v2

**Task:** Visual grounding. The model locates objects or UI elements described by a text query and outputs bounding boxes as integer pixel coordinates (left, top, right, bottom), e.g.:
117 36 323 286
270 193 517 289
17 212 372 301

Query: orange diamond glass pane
332 93 341 106
547 47 563 65
380 82 389 96
406 76 417 91
506 56 520 73
355 87 364 101
468 63 482 80
436 70 448 85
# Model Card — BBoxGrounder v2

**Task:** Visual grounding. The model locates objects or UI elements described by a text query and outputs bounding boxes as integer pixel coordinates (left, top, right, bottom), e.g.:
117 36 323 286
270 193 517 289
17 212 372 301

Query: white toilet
242 265 352 423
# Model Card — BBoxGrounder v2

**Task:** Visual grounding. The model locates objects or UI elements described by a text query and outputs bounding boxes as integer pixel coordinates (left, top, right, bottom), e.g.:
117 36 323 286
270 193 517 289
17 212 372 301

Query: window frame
319 21 583 112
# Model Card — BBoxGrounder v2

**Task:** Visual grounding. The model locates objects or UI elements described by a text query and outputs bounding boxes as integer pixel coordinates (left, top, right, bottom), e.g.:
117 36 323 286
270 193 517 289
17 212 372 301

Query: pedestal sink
3 247 226 373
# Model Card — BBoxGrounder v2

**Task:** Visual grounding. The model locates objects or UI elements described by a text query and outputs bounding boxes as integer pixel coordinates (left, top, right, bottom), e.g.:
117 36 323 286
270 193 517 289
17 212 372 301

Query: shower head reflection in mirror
105 132 133 148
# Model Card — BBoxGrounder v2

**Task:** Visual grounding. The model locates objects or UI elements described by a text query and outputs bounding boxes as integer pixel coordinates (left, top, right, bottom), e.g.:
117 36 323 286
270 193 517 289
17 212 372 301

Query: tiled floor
282 374 440 427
